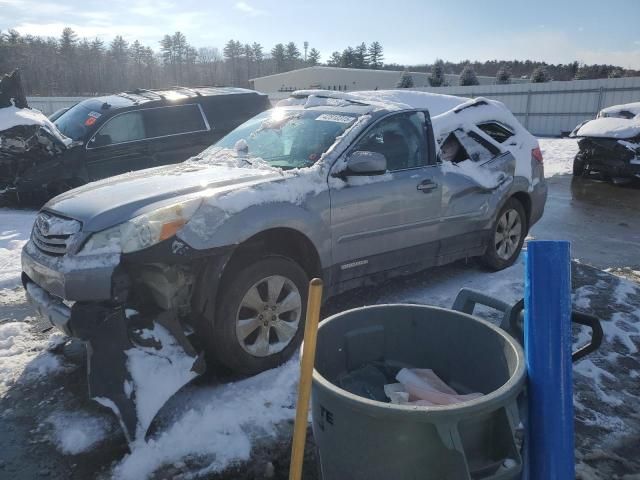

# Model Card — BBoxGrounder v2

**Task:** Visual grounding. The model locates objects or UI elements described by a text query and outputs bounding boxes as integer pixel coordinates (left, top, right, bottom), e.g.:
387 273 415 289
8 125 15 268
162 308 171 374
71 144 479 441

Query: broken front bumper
21 240 120 302
577 137 640 178
23 279 72 335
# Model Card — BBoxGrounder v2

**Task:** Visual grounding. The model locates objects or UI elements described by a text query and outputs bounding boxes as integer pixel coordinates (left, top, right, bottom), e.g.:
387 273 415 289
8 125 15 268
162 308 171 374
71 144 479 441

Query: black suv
3 86 270 200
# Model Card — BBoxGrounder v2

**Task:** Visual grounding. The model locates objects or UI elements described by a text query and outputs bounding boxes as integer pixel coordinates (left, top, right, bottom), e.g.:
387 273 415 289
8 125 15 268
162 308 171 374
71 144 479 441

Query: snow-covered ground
0 137 638 478
539 137 579 177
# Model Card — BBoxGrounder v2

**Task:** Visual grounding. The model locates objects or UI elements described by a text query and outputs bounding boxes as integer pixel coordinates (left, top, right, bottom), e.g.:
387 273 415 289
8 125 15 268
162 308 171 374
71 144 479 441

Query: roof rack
130 88 165 100
115 92 141 104
292 92 369 107
170 86 202 97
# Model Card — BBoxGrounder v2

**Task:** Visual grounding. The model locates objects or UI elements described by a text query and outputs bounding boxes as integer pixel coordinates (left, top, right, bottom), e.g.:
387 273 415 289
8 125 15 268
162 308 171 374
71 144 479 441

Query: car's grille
31 212 81 256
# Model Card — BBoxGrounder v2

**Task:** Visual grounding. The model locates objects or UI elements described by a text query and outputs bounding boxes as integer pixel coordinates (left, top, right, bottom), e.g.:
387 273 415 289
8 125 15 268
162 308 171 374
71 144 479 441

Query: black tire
480 198 527 271
202 255 309 375
573 154 587 177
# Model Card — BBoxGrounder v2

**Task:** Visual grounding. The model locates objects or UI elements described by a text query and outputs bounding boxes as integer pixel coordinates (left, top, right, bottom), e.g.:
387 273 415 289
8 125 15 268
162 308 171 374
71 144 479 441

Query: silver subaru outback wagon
22 90 546 379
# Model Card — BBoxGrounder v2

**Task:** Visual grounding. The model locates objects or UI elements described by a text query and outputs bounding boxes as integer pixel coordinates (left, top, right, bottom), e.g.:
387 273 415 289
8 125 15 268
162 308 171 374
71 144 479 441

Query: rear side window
144 104 207 137
477 122 514 143
91 111 146 147
440 129 499 164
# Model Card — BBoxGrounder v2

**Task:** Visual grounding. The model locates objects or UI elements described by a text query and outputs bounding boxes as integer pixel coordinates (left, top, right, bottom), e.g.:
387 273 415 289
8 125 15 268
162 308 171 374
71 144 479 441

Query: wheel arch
510 191 531 230
223 227 323 282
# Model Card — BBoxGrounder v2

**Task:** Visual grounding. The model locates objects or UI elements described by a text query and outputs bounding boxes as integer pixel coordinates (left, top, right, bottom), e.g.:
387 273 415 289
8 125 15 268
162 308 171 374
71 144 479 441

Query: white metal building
250 66 522 99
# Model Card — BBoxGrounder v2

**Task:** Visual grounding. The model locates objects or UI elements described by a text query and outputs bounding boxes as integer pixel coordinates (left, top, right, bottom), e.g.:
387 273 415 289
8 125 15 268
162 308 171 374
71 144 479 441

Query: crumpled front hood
575 117 640 139
45 161 282 232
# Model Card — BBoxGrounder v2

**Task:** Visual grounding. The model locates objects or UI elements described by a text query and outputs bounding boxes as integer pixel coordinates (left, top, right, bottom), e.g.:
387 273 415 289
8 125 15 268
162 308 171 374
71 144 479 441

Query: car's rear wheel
481 198 527 271
202 255 309 375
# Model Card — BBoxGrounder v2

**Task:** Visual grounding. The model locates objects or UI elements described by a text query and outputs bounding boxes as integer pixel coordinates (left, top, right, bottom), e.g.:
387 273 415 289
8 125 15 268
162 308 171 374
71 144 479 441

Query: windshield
202 108 358 169
53 102 101 141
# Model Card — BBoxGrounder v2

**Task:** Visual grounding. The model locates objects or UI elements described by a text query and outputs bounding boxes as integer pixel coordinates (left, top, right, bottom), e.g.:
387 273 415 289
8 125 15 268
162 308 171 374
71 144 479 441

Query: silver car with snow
21 90 546 439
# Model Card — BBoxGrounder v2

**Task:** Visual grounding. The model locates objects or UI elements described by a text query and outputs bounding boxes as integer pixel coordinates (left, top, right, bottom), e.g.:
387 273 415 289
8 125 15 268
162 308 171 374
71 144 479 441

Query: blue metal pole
525 241 574 480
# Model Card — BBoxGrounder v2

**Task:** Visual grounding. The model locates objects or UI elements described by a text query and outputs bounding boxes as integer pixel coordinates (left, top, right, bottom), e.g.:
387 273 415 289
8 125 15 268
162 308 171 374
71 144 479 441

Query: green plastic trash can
311 304 526 480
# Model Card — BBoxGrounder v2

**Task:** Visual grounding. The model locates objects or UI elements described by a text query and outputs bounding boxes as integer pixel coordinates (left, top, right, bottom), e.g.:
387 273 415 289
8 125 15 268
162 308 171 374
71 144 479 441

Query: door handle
417 180 438 192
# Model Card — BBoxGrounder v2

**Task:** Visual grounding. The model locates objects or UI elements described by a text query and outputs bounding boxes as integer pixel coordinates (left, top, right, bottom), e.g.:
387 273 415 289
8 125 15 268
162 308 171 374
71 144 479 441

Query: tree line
0 27 637 96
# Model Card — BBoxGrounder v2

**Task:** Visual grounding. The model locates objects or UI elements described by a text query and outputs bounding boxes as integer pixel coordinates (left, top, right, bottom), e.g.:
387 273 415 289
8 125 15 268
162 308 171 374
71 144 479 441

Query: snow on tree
307 48 321 66
496 66 511 84
459 66 479 86
530 66 551 83
429 59 446 87
368 41 384 69
396 70 414 88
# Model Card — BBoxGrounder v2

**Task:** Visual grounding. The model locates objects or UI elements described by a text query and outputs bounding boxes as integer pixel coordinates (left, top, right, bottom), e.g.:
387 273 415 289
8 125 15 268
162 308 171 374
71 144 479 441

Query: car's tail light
532 147 544 164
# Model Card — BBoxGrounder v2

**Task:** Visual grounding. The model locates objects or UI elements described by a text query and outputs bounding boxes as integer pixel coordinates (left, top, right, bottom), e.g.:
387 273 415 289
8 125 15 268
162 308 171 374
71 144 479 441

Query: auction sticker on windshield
315 114 354 124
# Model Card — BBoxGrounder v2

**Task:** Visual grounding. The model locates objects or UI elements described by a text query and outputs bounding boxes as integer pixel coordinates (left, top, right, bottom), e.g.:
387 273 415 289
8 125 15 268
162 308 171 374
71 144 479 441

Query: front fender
177 191 332 268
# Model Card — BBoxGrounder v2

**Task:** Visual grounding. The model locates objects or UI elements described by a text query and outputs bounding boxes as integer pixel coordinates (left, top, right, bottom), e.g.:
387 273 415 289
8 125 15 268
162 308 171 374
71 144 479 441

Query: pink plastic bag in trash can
388 368 483 406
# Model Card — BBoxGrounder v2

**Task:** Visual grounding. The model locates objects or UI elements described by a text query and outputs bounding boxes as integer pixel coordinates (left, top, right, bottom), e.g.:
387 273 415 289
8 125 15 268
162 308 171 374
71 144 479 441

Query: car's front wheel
481 198 527 271
573 153 588 177
203 255 309 375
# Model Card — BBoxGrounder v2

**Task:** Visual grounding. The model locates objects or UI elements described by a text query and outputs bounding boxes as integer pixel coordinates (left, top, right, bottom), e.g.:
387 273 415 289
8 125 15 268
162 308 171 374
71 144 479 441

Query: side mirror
345 151 387 175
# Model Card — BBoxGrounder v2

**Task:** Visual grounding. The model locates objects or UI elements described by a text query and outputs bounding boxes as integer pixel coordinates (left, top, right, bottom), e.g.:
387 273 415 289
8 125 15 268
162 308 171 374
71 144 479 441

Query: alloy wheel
235 275 302 357
494 208 522 261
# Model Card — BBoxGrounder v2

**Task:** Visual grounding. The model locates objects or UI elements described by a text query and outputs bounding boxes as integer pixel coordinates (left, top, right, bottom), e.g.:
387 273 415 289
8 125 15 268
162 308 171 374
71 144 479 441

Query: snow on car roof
599 101 640 119
575 117 640 139
280 89 528 139
282 89 468 116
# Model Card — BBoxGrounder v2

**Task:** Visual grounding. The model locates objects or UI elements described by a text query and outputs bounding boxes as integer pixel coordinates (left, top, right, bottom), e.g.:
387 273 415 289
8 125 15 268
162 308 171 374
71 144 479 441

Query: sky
1 0 640 69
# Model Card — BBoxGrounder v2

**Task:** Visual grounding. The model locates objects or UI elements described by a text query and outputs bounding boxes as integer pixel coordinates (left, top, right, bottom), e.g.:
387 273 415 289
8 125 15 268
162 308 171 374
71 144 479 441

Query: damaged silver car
21 90 547 441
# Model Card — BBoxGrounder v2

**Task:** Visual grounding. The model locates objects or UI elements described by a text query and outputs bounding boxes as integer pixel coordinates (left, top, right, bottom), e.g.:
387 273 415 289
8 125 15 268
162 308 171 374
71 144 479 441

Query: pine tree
367 41 383 69
530 66 551 83
284 42 300 70
271 43 286 73
608 68 623 79
495 66 511 84
459 65 479 86
354 42 368 69
58 28 78 94
396 69 414 88
429 59 446 87
327 51 341 67
340 47 356 68
223 39 243 85
307 48 320 66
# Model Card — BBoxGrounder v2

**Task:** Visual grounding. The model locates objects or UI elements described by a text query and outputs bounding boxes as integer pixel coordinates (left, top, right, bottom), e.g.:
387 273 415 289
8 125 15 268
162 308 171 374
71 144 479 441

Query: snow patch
538 137 579 177
0 209 36 288
0 321 65 394
46 410 111 454
124 323 200 441
112 358 299 479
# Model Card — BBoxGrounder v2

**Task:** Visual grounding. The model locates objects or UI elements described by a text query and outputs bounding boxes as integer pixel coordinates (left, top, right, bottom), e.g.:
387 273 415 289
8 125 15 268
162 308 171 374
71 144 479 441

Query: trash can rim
312 303 526 418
